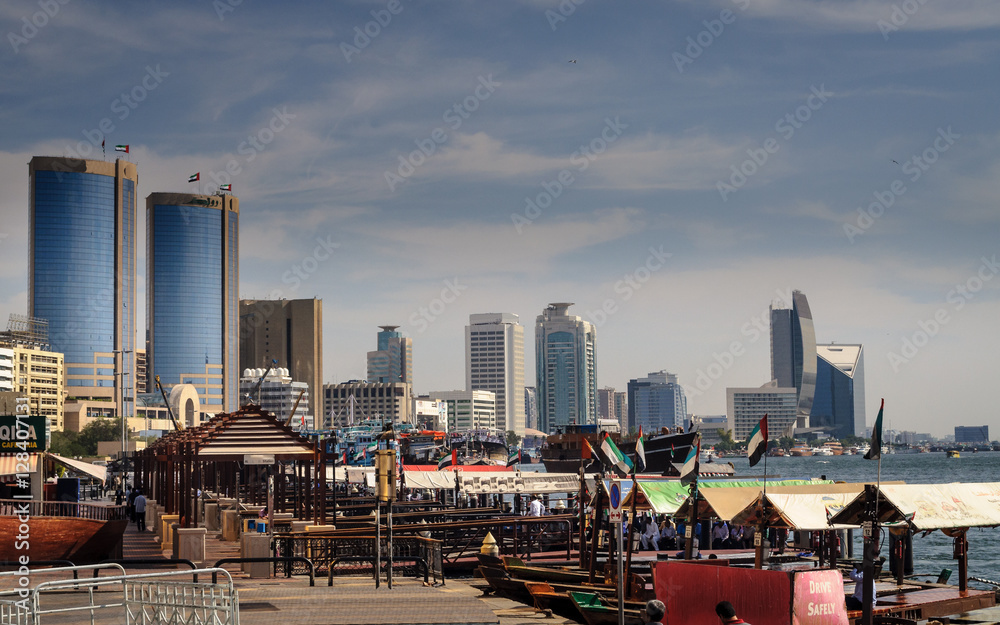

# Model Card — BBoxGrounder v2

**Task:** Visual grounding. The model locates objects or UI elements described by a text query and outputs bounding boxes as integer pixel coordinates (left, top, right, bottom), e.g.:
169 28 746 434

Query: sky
1 1 998 438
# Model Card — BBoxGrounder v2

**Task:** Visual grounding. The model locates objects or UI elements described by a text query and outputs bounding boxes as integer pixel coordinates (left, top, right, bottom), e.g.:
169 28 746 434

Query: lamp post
114 350 133 480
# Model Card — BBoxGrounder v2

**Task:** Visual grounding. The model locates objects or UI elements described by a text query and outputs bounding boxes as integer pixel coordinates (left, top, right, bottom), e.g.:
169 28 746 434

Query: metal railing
0 567 238 625
0 499 128 521
273 534 444 585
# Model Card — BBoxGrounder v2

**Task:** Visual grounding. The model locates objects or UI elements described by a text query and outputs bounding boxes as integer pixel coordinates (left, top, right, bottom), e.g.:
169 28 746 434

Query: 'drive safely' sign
792 569 848 625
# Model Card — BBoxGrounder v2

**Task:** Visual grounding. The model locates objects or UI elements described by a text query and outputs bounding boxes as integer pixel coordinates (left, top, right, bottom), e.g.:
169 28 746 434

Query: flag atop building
675 434 700 486
115 145 129 153
635 426 646 473
747 414 768 468
188 173 200 182
600 432 633 476
219 184 232 191
864 399 884 460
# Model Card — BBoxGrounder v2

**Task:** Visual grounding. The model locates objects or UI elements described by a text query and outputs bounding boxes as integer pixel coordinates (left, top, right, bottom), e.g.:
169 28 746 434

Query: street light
114 350 133 480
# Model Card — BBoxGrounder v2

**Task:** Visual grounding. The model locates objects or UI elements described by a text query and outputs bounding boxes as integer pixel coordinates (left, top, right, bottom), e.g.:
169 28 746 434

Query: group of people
114 484 147 532
625 515 761 554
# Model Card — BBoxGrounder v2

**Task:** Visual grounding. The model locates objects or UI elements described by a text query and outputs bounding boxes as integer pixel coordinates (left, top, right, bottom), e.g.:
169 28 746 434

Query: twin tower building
28 157 239 425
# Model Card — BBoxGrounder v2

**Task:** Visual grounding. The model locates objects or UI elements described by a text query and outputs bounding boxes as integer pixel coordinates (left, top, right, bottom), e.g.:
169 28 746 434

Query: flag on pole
219 184 232 191
437 454 451 470
507 448 521 467
341 451 347 465
582 438 594 460
675 434 700 486
452 448 458 467
864 399 885 460
188 173 200 182
115 145 129 153
102 139 106 158
600 432 634 476
635 426 647 473
747 414 768 467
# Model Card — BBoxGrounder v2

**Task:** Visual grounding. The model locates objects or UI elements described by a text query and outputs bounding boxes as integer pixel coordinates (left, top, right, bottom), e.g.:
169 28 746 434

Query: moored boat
0 499 128 564
788 445 813 457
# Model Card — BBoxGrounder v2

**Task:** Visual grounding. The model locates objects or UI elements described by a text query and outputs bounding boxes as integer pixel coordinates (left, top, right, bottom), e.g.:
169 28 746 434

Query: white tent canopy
47 453 108 483
831 482 1000 531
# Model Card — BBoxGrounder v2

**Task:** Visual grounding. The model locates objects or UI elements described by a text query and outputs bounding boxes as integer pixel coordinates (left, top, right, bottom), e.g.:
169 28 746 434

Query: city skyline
1 2 998 436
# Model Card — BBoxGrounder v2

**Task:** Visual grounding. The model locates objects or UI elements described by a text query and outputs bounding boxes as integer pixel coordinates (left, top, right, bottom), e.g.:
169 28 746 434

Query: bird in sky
568 59 577 63
892 160 900 165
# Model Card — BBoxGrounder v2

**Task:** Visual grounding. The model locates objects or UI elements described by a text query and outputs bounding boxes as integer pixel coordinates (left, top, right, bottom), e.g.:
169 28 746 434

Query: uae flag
437 454 451 470
675 434 700 486
747 414 768 467
581 438 594 460
219 184 232 191
635 426 647 473
506 448 521 467
600 433 633 476
188 173 200 183
864 399 885 460
115 145 129 153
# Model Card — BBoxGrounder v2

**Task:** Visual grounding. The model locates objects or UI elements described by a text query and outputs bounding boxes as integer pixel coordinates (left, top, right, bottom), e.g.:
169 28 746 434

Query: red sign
792 569 848 625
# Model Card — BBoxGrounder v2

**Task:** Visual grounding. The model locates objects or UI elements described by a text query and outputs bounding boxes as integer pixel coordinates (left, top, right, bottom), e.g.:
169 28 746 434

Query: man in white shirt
529 495 546 516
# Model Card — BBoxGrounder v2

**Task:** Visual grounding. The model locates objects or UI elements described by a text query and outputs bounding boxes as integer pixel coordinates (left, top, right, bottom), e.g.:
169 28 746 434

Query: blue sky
1 0 998 437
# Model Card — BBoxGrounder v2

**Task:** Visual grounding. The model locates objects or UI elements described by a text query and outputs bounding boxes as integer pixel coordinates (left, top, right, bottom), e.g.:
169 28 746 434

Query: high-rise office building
770 290 817 421
613 391 628 433
524 386 538 431
727 381 798 442
367 326 412 385
811 344 866 438
29 157 137 419
598 387 616 422
535 302 597 432
466 313 525 435
322 380 412 428
955 426 989 444
146 192 239 415
627 371 688 433
240 298 323 420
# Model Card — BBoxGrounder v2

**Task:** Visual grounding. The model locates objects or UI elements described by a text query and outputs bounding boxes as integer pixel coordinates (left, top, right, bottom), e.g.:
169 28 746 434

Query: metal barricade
0 567 238 625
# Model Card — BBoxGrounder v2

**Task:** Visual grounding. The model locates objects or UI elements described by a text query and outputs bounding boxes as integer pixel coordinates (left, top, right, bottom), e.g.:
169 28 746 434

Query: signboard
609 480 623 524
244 454 275 465
791 569 849 625
0 415 47 452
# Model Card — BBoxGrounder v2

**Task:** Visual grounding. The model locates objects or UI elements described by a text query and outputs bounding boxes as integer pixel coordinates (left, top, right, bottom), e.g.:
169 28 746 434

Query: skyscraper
598 387 617 422
240 298 323 420
627 371 688 433
811 344 866 438
770 289 817 421
727 381 798 441
29 157 137 421
535 302 597 433
146 192 239 415
466 312 525 435
367 325 412 385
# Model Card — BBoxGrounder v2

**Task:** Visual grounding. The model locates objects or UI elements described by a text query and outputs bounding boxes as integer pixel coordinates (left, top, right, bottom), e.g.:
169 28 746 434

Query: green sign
0 415 47 452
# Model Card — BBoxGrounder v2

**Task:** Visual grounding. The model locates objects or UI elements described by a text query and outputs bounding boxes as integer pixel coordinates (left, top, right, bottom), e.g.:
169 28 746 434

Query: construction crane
284 389 307 427
244 359 278 406
153 375 183 431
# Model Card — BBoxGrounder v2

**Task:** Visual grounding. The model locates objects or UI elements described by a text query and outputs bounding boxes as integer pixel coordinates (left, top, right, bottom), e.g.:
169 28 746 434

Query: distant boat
789 445 813 457
947 450 960 458
821 441 844 455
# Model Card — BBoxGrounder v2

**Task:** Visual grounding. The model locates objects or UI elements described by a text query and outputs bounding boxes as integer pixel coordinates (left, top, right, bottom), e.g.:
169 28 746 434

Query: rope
968 576 1000 588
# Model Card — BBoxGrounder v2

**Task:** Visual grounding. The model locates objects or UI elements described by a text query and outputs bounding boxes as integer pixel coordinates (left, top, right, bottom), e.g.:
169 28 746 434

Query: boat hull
0 516 127 564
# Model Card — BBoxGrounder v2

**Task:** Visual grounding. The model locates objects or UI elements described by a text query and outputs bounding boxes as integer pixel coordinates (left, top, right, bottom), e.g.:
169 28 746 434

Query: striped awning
0 453 39 478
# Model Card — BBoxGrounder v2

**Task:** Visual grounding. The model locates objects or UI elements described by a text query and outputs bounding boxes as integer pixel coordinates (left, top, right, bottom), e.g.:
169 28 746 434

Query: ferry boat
820 441 844 455
540 424 698 475
788 445 813 457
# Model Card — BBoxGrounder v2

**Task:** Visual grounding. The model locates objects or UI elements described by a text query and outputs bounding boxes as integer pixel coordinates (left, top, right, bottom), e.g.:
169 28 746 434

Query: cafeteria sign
0 415 47 452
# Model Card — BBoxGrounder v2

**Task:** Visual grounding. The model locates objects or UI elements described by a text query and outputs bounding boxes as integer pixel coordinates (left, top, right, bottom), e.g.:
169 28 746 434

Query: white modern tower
466 313 525 436
535 303 597 433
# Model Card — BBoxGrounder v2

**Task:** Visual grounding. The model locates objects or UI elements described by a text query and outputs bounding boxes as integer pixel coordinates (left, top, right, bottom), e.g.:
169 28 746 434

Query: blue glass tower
534 303 597 433
811 344 865 438
147 193 239 414
627 371 688 433
769 290 817 419
29 157 137 415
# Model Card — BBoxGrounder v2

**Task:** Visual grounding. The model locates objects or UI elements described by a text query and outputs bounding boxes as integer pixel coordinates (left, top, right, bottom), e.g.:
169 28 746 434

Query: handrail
99 558 199 582
211 557 315 586
27 567 235 596
327 555 428 586
0 562 126 589
0 498 128 521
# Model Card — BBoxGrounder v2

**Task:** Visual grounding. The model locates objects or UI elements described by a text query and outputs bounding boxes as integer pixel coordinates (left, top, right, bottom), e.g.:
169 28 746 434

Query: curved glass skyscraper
29 157 137 417
770 289 817 420
147 193 239 415
535 303 597 433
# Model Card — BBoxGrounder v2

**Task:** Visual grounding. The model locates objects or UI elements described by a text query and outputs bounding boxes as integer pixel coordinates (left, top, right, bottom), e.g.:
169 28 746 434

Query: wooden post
587 475 604 584
578 466 586 568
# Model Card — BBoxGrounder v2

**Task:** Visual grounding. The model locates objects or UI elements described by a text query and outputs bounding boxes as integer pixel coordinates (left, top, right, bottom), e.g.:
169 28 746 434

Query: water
522 453 1000 584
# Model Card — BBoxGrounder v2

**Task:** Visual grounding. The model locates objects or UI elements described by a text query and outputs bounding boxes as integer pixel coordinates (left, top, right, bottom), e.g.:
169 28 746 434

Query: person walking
133 490 147 532
846 567 876 610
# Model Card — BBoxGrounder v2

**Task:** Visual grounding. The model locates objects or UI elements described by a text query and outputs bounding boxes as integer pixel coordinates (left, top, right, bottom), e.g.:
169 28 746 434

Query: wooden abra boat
0 499 128 564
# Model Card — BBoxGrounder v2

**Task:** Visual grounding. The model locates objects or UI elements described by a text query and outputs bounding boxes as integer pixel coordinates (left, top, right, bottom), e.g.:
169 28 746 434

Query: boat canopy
403 470 592 494
729 491 864 530
639 479 835 518
829 482 1000 531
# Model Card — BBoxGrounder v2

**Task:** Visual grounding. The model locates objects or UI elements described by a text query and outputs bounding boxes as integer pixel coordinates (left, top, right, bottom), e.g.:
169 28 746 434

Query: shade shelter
829 482 1000 590
633 479 833 518
134 404 328 528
